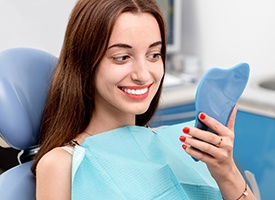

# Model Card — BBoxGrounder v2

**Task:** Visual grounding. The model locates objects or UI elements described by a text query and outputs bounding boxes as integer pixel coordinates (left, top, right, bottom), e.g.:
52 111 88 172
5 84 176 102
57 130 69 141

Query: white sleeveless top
61 146 74 155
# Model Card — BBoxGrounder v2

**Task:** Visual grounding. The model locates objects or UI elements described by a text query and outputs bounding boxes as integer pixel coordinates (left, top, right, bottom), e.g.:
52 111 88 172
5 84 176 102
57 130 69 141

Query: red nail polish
182 127 190 134
179 136 186 142
182 144 187 150
200 113 206 120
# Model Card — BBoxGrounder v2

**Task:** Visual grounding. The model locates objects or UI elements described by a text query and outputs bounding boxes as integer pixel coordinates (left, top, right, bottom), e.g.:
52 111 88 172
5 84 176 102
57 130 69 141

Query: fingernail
179 136 186 142
182 144 187 150
199 113 206 120
182 127 190 134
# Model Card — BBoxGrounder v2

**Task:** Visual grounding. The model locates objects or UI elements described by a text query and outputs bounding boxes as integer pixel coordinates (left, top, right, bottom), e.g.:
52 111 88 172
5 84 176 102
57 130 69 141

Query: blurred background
1 0 275 77
0 0 274 199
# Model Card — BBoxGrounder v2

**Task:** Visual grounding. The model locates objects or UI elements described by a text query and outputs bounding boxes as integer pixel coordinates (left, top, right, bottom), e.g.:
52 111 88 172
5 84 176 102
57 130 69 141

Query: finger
182 137 225 162
184 145 214 162
198 112 231 137
227 104 238 131
182 126 223 147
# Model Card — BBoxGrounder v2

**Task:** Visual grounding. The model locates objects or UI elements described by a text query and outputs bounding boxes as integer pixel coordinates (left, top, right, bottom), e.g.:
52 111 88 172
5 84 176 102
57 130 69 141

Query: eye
147 53 162 62
113 55 130 63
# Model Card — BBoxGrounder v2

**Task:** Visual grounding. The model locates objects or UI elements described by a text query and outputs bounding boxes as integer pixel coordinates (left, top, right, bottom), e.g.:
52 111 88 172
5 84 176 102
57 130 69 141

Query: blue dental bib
72 122 222 199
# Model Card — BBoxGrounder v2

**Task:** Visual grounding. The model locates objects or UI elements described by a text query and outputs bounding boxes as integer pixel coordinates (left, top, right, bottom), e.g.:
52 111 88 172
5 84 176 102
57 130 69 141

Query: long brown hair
31 0 166 174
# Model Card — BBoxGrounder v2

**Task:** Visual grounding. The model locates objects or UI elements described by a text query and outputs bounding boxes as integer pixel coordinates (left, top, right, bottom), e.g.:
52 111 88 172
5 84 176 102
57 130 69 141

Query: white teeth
122 87 148 95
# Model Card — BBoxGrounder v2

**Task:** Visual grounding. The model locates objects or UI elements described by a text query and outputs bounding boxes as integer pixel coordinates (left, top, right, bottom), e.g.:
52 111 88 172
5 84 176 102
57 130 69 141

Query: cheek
96 69 129 97
96 64 121 85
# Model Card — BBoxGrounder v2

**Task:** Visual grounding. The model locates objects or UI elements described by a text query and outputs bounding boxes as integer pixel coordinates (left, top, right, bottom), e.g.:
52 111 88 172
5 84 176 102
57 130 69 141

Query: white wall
0 0 77 56
1 0 275 79
192 0 275 78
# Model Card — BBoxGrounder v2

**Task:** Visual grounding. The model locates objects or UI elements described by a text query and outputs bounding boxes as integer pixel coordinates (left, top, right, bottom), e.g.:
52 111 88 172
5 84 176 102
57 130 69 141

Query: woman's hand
180 105 238 181
179 105 257 199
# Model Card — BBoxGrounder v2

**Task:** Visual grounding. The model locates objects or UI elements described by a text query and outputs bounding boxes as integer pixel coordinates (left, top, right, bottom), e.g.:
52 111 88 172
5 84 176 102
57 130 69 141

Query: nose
131 59 151 84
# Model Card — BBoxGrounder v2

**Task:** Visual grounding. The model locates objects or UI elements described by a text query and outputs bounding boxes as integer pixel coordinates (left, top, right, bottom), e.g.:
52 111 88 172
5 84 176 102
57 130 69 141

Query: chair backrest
0 48 57 200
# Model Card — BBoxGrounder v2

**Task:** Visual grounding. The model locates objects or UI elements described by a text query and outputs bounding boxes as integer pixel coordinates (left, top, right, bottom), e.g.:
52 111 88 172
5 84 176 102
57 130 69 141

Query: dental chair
0 48 57 200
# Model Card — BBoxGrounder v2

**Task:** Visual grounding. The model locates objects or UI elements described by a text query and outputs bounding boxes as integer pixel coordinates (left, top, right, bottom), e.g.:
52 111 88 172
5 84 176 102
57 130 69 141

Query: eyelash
147 53 162 61
113 55 130 63
112 53 162 64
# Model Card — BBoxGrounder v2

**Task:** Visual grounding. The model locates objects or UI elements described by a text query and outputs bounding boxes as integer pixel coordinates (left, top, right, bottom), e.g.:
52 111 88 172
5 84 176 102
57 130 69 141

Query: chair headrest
0 48 57 150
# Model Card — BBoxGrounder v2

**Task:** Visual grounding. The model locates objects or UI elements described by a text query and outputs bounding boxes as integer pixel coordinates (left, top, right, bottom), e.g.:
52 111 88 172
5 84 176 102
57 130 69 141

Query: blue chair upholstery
0 48 57 200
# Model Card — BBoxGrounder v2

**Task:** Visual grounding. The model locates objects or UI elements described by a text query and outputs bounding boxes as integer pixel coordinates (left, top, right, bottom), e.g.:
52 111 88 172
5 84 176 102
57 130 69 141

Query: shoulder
37 147 73 174
36 147 73 199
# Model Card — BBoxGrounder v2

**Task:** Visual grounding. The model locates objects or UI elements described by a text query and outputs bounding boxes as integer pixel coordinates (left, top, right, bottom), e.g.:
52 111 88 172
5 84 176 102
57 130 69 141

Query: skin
89 12 164 134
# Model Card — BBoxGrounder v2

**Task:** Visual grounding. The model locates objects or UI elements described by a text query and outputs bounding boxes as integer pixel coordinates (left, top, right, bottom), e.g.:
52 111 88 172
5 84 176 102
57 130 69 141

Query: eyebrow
149 41 162 48
107 41 162 50
108 43 132 49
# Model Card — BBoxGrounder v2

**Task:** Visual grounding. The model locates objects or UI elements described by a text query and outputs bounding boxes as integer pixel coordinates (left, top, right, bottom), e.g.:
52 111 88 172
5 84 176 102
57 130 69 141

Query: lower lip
121 87 150 100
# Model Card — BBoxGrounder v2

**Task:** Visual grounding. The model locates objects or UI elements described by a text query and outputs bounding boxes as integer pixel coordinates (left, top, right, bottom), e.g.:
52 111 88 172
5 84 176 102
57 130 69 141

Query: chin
131 106 150 116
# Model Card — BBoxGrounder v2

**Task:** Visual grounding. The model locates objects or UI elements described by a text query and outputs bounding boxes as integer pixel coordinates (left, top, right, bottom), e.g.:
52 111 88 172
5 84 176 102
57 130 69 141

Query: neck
85 109 135 136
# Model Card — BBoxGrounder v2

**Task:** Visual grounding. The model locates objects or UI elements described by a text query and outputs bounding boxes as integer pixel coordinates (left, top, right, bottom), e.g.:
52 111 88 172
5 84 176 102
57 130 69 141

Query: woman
32 0 256 199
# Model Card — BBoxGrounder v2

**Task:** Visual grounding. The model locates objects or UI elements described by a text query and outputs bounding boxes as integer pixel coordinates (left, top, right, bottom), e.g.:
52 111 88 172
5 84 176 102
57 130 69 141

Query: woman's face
94 12 164 120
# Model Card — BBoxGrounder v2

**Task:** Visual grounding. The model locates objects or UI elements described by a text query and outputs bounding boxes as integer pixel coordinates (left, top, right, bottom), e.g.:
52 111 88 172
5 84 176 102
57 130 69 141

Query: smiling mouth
119 84 152 98
120 87 148 95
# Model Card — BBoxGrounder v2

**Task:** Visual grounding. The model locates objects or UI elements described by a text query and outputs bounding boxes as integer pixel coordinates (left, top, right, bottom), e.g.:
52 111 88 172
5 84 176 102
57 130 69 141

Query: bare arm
181 105 257 200
36 147 72 200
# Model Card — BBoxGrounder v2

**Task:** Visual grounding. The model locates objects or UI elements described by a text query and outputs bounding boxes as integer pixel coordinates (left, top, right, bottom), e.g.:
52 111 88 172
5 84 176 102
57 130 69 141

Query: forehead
108 12 161 46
